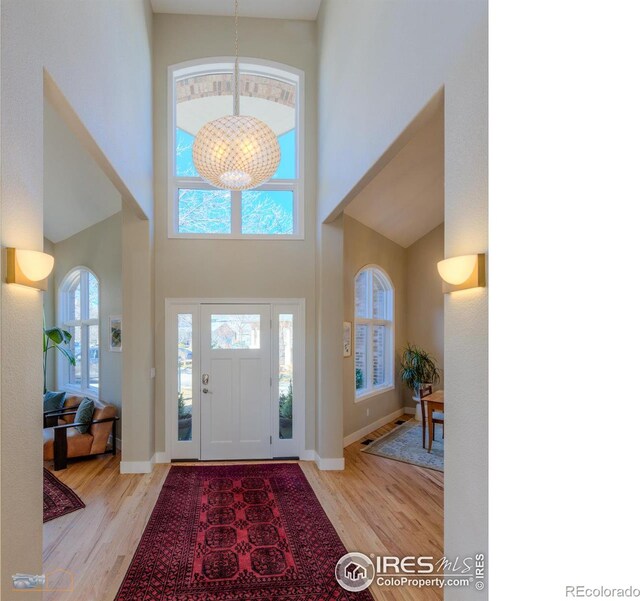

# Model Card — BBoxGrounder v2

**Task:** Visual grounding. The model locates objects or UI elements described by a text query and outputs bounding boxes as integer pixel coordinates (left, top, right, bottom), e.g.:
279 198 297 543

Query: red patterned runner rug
115 463 373 600
43 468 85 523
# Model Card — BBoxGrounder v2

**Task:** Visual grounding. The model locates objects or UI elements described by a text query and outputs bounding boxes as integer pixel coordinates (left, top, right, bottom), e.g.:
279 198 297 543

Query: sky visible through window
176 128 296 235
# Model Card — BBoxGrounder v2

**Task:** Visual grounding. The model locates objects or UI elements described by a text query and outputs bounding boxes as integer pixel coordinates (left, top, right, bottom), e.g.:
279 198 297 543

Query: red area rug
43 468 85 523
115 463 372 600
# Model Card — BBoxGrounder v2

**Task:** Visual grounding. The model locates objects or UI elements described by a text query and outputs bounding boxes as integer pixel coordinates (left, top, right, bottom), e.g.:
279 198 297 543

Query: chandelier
192 0 281 191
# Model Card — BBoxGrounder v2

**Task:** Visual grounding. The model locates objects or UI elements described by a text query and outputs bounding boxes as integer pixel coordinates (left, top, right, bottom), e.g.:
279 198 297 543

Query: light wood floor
44 415 443 601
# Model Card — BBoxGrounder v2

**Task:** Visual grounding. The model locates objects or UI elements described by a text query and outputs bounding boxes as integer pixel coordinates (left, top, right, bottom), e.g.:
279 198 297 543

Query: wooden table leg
427 402 434 452
421 399 426 449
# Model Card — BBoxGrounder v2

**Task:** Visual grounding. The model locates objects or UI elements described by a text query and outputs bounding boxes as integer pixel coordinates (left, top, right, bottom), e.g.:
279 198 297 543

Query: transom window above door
169 59 304 239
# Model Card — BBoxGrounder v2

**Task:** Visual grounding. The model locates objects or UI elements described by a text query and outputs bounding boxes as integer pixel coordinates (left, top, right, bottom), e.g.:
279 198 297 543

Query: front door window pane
211 314 261 349
278 314 293 440
178 314 193 441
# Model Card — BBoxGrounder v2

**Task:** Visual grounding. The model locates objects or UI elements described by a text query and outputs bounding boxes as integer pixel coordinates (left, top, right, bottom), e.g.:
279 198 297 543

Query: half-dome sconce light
6 248 55 290
437 254 486 293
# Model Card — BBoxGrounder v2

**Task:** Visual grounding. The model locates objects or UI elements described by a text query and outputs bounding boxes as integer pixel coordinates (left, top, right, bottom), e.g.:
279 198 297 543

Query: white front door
200 304 272 460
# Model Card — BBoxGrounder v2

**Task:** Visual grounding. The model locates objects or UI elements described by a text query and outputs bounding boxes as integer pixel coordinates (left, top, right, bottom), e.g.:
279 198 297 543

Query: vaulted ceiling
344 92 444 249
44 100 121 243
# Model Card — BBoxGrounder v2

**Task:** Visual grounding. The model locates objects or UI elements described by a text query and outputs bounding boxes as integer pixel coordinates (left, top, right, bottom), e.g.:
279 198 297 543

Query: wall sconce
6 248 55 291
437 253 486 293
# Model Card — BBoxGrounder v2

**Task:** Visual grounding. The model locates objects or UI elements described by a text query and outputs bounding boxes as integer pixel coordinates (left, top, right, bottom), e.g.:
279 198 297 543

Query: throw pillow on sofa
43 391 66 413
74 398 95 434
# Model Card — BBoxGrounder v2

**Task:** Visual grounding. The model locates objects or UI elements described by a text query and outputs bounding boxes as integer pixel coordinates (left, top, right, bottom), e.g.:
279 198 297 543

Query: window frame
167 57 305 240
354 265 395 402
58 266 100 398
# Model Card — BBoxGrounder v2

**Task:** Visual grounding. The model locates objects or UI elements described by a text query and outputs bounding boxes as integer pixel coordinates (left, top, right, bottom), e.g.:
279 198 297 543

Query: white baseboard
314 453 345 471
153 451 170 464
343 408 406 447
404 405 416 415
120 460 154 474
299 449 315 461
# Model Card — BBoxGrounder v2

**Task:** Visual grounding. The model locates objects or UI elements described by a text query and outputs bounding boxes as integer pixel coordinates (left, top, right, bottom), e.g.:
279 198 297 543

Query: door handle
202 388 209 394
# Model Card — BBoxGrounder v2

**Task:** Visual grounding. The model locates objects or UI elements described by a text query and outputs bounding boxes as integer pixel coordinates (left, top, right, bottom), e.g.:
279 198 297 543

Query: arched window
169 58 304 238
354 266 394 399
59 267 100 395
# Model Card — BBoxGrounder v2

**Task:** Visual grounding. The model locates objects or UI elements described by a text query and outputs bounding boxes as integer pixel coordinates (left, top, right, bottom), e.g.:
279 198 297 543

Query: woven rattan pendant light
192 0 281 190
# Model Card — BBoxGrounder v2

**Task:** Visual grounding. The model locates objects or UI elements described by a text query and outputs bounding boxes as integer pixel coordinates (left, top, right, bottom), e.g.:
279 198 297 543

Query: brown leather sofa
43 395 119 470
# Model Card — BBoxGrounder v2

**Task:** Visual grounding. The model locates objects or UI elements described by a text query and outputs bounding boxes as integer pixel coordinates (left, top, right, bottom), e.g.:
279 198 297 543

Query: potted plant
43 320 76 394
399 344 441 399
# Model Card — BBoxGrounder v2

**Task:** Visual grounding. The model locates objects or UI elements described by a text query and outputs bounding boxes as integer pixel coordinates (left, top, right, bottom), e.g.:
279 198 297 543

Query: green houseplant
399 343 441 397
43 322 76 394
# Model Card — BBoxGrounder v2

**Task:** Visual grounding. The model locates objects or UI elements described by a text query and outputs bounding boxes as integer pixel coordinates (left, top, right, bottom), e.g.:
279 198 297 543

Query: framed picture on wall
343 321 352 357
109 315 122 352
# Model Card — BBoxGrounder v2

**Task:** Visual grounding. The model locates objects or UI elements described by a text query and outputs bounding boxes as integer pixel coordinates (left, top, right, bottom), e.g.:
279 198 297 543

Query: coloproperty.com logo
335 552 486 592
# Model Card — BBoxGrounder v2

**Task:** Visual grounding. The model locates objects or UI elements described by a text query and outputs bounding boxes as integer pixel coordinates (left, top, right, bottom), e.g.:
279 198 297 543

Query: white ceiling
44 100 121 244
344 94 444 249
150 0 322 21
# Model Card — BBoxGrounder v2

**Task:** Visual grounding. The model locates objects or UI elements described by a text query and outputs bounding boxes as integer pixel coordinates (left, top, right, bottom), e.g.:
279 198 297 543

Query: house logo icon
335 552 375 592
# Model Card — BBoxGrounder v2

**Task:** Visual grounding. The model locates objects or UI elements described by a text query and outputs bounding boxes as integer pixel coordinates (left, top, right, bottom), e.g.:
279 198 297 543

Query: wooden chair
43 398 119 470
420 390 444 452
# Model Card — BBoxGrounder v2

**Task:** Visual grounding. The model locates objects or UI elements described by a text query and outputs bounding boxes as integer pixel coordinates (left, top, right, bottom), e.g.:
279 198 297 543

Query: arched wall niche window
354 265 395 401
168 57 304 239
58 267 100 396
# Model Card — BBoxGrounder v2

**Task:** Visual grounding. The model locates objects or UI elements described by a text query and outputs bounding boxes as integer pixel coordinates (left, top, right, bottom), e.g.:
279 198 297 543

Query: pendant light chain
233 0 239 116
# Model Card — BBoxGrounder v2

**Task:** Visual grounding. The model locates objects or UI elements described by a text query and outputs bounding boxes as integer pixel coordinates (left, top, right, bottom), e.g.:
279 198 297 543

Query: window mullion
232 190 242 234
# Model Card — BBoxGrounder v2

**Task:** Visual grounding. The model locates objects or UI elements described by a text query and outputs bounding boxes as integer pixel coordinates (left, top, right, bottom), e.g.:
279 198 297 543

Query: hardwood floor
43 415 443 601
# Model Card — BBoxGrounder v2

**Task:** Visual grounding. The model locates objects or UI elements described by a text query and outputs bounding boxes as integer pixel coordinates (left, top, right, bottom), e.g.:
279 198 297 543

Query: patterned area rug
363 420 444 472
115 463 373 600
43 468 85 523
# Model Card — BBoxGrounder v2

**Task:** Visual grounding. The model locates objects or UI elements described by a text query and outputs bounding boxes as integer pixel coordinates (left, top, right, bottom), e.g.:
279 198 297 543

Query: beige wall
152 14 318 455
43 213 123 436
318 1 488 592
0 0 153 592
405 223 445 404
343 216 407 438
443 18 488 587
